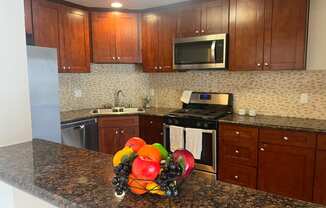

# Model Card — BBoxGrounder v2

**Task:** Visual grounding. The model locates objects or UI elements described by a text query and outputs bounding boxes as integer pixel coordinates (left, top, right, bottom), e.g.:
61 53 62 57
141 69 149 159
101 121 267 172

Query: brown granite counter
60 108 177 124
220 114 326 133
0 139 324 208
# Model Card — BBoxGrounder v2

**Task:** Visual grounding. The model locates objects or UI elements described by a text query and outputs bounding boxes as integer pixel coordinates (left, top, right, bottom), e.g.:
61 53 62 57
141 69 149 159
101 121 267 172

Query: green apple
152 143 169 160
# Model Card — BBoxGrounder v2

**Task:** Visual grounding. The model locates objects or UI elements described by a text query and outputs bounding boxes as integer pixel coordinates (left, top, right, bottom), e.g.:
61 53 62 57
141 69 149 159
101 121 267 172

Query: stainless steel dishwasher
61 118 99 151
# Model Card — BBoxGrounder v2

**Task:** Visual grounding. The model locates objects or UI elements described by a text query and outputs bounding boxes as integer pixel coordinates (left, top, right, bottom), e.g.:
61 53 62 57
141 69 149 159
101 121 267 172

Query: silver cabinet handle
234 175 239 180
264 62 269 66
63 66 66 70
117 57 120 60
195 30 199 34
235 131 240 135
235 150 240 154
159 66 162 70
115 130 119 135
68 66 71 70
154 66 158 70
257 63 261 67
201 29 205 33
113 57 116 60
283 137 289 141
149 121 153 124
260 148 265 151
121 130 125 134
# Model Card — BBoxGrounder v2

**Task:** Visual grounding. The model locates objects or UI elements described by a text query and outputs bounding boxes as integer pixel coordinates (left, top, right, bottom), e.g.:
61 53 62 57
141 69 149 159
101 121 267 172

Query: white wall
307 0 326 70
0 0 32 146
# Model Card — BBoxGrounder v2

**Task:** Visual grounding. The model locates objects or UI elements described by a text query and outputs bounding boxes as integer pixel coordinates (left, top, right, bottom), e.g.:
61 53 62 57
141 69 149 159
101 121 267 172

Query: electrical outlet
74 89 82 98
299 93 309 104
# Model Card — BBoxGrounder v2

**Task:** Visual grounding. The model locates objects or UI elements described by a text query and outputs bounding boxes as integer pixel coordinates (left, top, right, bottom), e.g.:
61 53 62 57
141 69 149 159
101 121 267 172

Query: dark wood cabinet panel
263 0 308 70
32 0 60 49
219 163 257 189
139 115 164 144
120 126 140 148
24 0 33 35
176 4 201 38
317 134 326 150
258 143 315 201
116 13 141 63
99 127 119 154
59 6 90 73
201 0 229 35
91 12 116 63
313 150 326 205
229 0 265 71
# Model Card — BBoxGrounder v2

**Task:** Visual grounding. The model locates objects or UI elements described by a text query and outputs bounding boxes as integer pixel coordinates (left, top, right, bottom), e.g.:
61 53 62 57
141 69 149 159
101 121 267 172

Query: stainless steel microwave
173 34 227 71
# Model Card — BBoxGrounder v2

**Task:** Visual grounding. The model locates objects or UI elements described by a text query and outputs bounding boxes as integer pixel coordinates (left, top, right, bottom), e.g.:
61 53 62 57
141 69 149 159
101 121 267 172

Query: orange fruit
125 137 146 152
137 145 161 162
128 174 148 195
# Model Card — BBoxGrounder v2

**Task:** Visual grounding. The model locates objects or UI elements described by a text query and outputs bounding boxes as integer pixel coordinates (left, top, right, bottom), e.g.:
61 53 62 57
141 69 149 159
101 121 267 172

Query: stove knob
204 123 209 128
196 122 201 127
167 119 172 124
174 119 179 125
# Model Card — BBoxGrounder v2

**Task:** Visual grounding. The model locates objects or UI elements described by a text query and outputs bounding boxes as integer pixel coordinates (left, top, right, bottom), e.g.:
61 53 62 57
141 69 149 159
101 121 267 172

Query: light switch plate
299 93 309 104
74 89 82 98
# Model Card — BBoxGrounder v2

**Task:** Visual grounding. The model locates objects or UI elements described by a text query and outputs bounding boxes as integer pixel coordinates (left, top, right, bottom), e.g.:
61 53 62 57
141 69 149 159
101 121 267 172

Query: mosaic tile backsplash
59 65 326 120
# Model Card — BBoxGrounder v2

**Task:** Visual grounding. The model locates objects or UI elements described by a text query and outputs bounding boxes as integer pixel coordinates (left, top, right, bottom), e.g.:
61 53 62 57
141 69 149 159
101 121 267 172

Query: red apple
173 149 195 177
132 156 160 181
125 137 146 152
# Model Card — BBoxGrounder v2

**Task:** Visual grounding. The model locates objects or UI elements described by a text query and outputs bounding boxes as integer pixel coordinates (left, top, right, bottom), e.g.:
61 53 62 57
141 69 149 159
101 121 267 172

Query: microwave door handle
211 41 216 62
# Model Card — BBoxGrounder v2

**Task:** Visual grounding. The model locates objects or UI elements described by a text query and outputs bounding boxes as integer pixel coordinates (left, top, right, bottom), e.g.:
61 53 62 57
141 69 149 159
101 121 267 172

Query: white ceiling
64 0 190 10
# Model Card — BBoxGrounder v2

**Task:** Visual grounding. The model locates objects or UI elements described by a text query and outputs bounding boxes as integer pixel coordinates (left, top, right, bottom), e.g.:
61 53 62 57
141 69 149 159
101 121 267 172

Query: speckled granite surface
60 108 177 124
220 114 326 133
0 139 324 208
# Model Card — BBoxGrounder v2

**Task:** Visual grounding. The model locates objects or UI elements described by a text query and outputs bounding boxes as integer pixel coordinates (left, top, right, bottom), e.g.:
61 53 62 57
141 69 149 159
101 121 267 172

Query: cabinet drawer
220 142 257 167
220 123 258 143
219 163 257 189
318 134 326 150
98 116 139 128
259 128 316 148
139 115 163 128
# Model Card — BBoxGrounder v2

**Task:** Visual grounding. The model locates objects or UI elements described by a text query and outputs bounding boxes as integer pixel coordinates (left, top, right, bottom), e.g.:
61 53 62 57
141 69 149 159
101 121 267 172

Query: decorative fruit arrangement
112 137 195 197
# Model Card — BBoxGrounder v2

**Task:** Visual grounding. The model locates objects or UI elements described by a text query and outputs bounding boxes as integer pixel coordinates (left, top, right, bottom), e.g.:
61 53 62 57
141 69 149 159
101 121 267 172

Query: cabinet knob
121 130 125 134
283 136 289 141
257 63 261 67
115 130 119 135
154 66 158 70
63 66 66 70
195 30 199 34
149 121 153 124
117 57 121 60
160 132 163 136
260 148 265 151
264 62 269 66
68 66 71 70
235 131 240 135
201 29 205 33
234 175 239 180
159 66 162 70
235 150 240 154
113 57 116 60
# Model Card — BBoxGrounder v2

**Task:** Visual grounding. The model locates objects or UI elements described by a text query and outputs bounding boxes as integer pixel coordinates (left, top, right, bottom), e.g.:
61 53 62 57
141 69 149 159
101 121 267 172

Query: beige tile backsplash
59 65 326 120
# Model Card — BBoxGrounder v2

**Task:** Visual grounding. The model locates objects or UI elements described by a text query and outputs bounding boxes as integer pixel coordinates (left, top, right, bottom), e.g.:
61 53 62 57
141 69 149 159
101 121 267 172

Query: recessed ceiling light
111 2 123 8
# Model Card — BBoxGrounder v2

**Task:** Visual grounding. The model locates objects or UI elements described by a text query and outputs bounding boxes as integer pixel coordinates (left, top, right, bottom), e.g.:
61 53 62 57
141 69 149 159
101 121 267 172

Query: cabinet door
314 150 326 205
176 3 202 38
139 116 164 144
24 0 33 38
263 0 308 70
116 13 140 64
120 126 139 148
258 144 315 201
99 127 120 154
142 13 159 72
91 12 116 63
59 6 90 73
158 10 176 72
229 0 265 71
32 0 60 49
201 0 229 35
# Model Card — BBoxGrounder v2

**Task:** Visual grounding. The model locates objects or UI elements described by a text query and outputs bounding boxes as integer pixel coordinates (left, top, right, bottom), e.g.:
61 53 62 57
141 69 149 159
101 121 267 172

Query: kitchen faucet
114 90 125 107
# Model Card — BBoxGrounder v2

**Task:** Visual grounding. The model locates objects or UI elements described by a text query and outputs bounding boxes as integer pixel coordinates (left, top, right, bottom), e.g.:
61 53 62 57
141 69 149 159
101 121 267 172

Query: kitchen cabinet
98 116 139 154
258 143 315 201
59 6 90 73
142 9 176 72
313 134 326 205
91 12 140 64
32 0 90 73
24 0 33 43
139 115 164 144
229 0 308 71
176 0 229 38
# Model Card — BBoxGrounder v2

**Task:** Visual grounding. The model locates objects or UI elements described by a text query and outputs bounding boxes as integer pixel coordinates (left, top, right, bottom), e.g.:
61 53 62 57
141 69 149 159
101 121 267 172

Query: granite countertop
220 114 326 133
0 139 324 208
60 107 177 124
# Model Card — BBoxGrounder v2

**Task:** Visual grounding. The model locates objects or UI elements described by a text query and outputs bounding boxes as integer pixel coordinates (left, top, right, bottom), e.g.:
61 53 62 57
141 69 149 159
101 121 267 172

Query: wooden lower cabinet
98 116 139 154
257 143 315 201
219 163 257 189
313 134 326 205
139 115 164 144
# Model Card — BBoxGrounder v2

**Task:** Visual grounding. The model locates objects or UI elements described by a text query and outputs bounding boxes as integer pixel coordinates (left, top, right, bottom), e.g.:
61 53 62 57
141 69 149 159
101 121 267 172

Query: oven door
163 124 217 174
173 34 227 70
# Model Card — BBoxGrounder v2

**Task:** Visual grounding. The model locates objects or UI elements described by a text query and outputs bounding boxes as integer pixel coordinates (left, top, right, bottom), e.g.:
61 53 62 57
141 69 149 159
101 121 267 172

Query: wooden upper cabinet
59 6 90 73
229 0 265 71
229 0 308 71
24 0 33 43
176 4 201 37
142 9 176 72
258 143 315 201
142 12 159 72
91 12 116 63
32 0 60 49
263 0 308 70
91 12 140 64
201 0 229 35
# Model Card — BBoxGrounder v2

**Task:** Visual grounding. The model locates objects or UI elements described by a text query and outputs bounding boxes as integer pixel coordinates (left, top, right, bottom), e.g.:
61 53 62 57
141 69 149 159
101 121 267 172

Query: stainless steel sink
91 107 145 115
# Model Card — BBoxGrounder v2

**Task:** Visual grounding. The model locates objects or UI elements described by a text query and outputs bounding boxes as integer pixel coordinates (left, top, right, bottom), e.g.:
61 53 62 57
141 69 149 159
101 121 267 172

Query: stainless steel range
163 92 233 174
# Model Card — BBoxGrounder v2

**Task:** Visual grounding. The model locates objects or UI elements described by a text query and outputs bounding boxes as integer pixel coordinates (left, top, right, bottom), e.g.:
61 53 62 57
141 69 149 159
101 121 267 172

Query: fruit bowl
112 137 195 197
